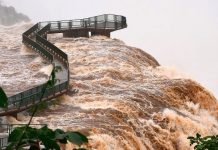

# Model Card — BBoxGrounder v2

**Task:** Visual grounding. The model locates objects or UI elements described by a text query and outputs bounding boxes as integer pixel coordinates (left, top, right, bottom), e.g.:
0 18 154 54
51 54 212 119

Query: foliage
6 125 88 150
0 87 8 108
188 133 218 150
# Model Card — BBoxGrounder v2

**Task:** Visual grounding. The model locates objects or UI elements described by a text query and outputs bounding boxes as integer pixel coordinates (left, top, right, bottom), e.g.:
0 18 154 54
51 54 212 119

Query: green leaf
196 133 201 139
0 87 8 108
58 138 68 144
47 66 62 88
55 129 66 139
67 132 88 146
23 127 39 143
37 126 61 149
55 129 65 134
40 137 60 150
7 126 31 149
38 125 55 139
6 124 88 149
188 133 218 150
5 143 15 150
54 66 62 73
55 129 68 144
8 127 25 142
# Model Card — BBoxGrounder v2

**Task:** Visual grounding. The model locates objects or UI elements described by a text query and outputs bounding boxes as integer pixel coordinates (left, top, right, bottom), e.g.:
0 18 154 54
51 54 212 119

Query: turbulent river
1 24 218 150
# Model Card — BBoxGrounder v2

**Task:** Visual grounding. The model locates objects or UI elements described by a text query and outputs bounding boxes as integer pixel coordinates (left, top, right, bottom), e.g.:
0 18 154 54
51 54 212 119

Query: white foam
39 64 53 76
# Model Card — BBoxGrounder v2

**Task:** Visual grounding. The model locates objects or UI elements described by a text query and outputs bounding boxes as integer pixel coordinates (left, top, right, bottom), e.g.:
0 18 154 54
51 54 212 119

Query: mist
2 0 218 98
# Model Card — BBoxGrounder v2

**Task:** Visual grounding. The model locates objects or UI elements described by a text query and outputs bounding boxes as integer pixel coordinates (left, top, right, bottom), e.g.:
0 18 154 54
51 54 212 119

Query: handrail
7 81 68 108
36 24 68 68
23 35 54 62
23 23 39 36
39 14 127 31
36 35 69 68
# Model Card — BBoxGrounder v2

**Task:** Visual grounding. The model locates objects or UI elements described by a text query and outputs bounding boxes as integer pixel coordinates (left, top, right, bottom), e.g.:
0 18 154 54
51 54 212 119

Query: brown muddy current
1 24 218 150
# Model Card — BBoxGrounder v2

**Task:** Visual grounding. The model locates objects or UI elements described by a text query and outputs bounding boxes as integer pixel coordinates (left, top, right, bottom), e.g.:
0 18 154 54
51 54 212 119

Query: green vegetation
0 87 8 108
188 133 218 150
0 66 89 149
6 125 88 150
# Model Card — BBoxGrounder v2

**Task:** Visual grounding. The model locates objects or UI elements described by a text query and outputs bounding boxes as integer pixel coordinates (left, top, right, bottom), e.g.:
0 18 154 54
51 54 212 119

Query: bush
188 133 218 150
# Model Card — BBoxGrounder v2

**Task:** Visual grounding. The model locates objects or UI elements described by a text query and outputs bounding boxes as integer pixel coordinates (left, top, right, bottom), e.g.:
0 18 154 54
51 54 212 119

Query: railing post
121 16 126 28
84 19 87 28
9 124 12 134
6 124 9 133
69 21 72 29
88 18 90 28
58 21 61 30
104 14 107 29
38 22 41 29
20 93 24 109
115 15 118 30
95 16 97 29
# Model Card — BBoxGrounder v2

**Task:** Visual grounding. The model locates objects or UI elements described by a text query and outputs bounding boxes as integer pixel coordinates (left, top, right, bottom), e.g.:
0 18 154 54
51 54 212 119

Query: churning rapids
1 24 218 150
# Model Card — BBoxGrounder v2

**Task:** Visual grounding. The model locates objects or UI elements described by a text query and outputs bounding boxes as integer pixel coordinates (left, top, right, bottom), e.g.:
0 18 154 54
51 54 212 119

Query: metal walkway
0 14 127 148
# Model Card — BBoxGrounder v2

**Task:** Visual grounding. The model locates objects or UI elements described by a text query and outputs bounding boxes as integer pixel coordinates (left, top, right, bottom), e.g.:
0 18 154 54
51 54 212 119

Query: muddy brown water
1 24 218 150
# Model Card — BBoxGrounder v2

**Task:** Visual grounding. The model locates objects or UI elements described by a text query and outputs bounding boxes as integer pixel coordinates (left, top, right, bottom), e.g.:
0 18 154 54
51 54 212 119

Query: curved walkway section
0 14 127 117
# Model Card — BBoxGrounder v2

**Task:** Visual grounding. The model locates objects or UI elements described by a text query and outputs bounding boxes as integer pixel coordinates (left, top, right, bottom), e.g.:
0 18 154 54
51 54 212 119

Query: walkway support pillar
91 30 111 37
63 30 89 38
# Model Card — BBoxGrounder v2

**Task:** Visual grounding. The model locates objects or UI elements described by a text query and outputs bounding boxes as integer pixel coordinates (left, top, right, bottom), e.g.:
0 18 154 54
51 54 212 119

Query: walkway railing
36 24 69 68
39 14 127 31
